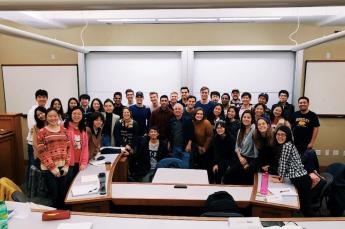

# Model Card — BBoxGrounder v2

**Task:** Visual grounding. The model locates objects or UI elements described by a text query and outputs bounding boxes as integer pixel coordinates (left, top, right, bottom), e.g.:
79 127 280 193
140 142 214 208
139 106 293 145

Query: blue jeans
26 144 34 185
172 146 191 169
102 135 111 147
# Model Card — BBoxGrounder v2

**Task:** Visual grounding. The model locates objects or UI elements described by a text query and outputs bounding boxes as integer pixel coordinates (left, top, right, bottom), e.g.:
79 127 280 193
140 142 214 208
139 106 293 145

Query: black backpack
203 191 240 215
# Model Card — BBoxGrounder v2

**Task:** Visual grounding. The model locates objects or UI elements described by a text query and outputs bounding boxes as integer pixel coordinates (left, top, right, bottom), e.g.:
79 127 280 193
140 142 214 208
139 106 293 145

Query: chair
27 165 48 198
0 177 23 201
156 158 185 169
311 172 334 215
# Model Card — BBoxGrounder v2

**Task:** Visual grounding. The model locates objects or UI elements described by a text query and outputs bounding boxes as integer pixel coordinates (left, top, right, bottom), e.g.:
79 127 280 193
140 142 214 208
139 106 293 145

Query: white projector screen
85 52 182 104
193 52 295 108
2 65 79 114
305 61 345 116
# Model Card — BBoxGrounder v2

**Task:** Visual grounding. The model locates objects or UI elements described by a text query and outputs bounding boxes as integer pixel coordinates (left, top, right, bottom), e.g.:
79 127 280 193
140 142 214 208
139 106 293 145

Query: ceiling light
97 18 156 23
219 17 282 22
157 18 218 23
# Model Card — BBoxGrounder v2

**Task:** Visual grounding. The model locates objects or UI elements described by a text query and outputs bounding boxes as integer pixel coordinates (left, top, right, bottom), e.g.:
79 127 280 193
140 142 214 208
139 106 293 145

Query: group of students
26 86 321 216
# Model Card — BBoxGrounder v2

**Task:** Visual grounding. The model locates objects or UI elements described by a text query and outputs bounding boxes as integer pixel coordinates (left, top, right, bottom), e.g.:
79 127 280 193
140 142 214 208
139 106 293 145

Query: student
168 91 179 110
195 86 215 118
224 110 258 185
178 86 189 107
27 89 48 183
257 93 271 116
208 103 225 126
125 89 135 107
225 106 241 143
135 126 169 182
253 117 277 174
210 91 220 103
270 104 291 130
238 92 253 118
90 98 104 113
212 120 236 184
150 95 174 141
192 108 213 175
221 93 230 115
169 103 194 168
290 96 320 173
36 108 70 209
86 112 104 160
32 106 47 168
129 91 151 136
102 99 120 146
253 103 267 122
50 98 64 122
79 94 91 125
274 90 294 121
113 92 125 118
149 91 160 112
65 97 79 120
183 95 196 119
271 125 314 217
115 107 139 177
64 107 89 179
230 89 241 108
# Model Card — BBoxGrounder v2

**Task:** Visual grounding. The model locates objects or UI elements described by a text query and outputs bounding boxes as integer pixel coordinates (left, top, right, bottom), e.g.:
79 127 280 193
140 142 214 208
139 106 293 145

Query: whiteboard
193 52 295 108
85 52 182 104
305 61 345 116
2 65 79 114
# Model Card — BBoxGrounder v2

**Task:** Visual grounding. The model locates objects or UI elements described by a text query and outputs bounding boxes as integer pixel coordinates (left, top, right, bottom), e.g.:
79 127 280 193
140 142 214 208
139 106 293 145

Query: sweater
36 127 71 174
193 119 213 151
129 105 151 136
65 123 89 167
86 126 102 160
212 133 236 169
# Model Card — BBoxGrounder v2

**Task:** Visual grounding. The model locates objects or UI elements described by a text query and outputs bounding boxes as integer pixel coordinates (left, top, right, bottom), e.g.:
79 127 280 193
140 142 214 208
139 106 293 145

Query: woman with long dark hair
208 103 225 126
50 98 65 122
32 106 47 168
90 98 104 113
65 97 79 121
86 112 104 160
225 106 240 142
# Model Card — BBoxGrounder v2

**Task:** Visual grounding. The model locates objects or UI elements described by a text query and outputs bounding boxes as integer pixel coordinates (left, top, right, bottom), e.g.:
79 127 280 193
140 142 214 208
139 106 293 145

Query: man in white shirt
26 89 48 183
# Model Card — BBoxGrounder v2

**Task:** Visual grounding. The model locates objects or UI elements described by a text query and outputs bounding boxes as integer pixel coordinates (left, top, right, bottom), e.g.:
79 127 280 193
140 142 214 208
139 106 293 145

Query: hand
261 165 270 172
61 165 69 176
167 142 171 151
185 144 192 153
79 164 87 171
212 165 219 173
271 176 283 183
198 146 206 154
239 156 247 166
52 168 60 177
307 142 313 149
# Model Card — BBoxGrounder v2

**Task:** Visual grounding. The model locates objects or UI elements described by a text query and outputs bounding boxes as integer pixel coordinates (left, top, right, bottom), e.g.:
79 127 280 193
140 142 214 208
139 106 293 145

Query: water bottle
260 172 269 195
0 201 8 229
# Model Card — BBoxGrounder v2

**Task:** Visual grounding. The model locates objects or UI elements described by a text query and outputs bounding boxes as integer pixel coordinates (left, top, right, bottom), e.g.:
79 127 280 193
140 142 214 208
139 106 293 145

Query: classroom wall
0 20 344 165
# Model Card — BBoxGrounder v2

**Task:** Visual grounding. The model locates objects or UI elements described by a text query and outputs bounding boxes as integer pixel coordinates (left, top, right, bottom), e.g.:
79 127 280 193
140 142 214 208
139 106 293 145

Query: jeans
26 144 34 186
102 135 111 146
172 146 191 169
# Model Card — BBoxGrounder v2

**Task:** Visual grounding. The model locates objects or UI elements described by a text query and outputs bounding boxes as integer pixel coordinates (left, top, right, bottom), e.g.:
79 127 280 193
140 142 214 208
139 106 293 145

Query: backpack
203 191 239 214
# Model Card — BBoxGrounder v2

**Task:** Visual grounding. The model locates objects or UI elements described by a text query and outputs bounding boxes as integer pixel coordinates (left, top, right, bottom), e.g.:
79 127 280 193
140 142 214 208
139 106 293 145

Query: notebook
71 184 99 197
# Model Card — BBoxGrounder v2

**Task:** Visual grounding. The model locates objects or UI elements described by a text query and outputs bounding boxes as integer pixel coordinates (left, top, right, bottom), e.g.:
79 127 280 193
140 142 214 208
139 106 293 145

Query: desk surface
112 183 252 207
65 154 120 204
152 168 209 184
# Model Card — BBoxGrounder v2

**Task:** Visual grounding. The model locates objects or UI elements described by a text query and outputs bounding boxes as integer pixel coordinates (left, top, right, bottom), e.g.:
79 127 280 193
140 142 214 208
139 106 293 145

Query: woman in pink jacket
64 106 89 180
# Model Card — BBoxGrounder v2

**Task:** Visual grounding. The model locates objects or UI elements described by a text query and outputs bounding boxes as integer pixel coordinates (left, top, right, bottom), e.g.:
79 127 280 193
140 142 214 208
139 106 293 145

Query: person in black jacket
134 126 169 182
212 120 237 184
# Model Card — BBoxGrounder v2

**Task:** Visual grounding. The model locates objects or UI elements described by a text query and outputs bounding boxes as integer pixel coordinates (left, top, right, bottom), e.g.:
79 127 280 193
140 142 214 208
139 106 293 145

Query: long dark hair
50 98 64 119
34 106 47 129
225 105 239 123
90 98 104 113
270 104 284 121
66 97 80 118
193 107 206 121
274 125 293 145
253 117 274 149
64 106 86 132
208 103 225 125
237 110 255 146
88 112 104 136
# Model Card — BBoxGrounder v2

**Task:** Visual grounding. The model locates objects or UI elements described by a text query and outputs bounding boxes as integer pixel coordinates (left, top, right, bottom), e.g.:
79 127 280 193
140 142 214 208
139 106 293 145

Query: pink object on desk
260 172 269 195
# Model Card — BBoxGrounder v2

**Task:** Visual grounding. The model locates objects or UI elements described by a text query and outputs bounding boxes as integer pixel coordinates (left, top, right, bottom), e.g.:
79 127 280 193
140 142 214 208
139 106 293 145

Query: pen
280 189 290 193
88 188 98 193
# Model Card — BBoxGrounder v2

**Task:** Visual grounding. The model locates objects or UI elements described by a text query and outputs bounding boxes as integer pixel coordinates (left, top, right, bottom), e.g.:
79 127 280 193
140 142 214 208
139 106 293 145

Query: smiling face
69 99 78 109
148 128 159 140
257 119 268 133
113 94 122 105
180 89 189 100
298 99 309 112
46 110 59 126
122 108 131 120
227 108 236 119
173 104 183 118
36 110 46 121
255 105 264 117
170 93 178 103
71 109 83 123
273 106 283 117
187 97 196 109
279 93 288 103
93 117 103 129
213 105 222 117
241 112 252 127
36 95 48 107
195 110 204 121
241 95 250 105
232 91 239 100
216 125 225 135
150 94 158 105
221 94 230 106
104 101 114 113
52 100 61 111
276 130 287 144
92 100 101 111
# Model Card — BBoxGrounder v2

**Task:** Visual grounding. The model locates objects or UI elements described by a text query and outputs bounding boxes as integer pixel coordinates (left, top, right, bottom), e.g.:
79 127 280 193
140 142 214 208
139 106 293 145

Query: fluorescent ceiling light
157 18 218 23
97 18 156 23
219 17 282 22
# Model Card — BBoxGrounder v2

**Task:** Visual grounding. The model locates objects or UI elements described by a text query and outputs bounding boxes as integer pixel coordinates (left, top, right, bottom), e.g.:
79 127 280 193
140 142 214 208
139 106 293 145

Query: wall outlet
325 150 330 156
315 150 321 156
333 150 339 156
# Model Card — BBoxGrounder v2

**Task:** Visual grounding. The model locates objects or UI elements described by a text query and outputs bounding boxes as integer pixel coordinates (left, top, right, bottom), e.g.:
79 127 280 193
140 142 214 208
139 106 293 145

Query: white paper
266 195 283 202
81 175 98 183
89 159 105 166
57 222 93 229
269 188 297 196
71 184 99 197
228 217 262 229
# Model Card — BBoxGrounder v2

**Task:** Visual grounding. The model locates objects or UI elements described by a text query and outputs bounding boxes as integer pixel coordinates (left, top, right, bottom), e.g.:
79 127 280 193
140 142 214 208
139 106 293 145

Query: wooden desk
152 168 209 184
65 153 126 212
112 183 252 208
251 173 300 217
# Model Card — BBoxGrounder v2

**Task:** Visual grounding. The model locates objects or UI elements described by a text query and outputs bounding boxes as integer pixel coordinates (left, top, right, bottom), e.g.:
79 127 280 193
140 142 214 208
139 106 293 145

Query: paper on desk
57 222 93 229
228 217 262 229
89 159 105 166
81 175 98 183
269 188 297 196
72 184 99 197
265 195 283 202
